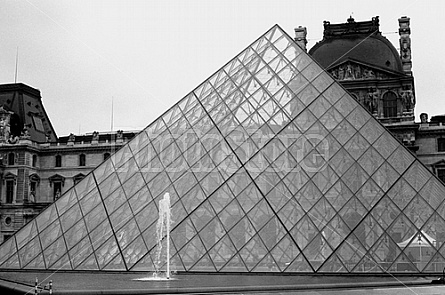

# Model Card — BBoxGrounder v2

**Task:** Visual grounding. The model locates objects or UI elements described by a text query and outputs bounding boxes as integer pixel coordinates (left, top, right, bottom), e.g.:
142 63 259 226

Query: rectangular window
438 138 445 152
79 154 86 166
6 180 14 203
438 169 445 183
55 155 62 167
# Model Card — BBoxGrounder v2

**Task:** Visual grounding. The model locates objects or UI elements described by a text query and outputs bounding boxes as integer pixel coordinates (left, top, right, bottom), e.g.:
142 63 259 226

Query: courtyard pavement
0 271 443 294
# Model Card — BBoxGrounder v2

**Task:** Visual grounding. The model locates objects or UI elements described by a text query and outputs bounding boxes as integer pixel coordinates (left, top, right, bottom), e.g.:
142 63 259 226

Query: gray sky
0 0 442 136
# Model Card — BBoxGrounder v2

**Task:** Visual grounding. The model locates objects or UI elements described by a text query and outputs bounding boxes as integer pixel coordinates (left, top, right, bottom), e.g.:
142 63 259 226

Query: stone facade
0 83 136 242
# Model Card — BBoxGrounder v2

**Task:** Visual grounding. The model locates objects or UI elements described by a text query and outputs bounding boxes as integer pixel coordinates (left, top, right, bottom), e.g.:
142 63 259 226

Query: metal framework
1 25 445 273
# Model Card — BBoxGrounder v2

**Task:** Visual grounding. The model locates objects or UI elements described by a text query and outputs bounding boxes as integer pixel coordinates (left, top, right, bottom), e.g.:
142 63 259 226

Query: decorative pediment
29 173 40 183
48 174 65 186
73 173 85 185
327 59 404 81
3 172 16 180
3 172 17 184
432 159 445 167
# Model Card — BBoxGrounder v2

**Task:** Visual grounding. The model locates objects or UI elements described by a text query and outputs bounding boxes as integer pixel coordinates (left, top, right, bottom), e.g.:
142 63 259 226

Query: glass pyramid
2 25 445 273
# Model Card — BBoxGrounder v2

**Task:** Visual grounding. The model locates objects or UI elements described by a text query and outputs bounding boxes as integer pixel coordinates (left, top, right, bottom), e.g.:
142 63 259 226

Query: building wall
415 123 445 182
0 134 134 242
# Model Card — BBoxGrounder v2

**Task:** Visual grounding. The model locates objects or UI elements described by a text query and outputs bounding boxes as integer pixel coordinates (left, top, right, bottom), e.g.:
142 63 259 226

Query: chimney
294 26 307 52
398 16 412 74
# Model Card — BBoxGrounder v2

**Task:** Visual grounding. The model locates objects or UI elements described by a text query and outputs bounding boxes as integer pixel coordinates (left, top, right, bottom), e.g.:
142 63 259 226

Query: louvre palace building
1 16 445 274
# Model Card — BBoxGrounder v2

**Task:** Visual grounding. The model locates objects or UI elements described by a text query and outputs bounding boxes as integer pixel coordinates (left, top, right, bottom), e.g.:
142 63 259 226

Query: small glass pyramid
1 25 445 273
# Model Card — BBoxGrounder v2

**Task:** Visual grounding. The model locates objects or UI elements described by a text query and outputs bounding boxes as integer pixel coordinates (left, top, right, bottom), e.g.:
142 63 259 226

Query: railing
35 277 52 294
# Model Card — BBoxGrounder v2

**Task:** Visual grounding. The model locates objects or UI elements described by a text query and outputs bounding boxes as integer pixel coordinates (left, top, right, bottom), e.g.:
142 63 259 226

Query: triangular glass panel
190 252 216 272
284 253 313 272
0 238 17 267
335 234 367 272
324 179 351 210
51 253 72 270
270 234 298 270
321 214 350 251
2 253 20 269
103 254 126 271
220 253 248 272
75 253 99 270
317 253 348 273
24 253 46 270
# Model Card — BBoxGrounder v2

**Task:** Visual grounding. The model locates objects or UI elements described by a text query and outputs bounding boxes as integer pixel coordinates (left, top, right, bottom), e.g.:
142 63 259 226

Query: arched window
79 154 86 166
383 92 398 118
55 155 62 167
8 153 15 165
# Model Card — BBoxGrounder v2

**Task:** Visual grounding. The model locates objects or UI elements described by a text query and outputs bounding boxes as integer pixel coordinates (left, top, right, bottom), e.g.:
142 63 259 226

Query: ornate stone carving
365 88 380 114
92 131 99 141
323 16 380 38
398 16 412 73
68 133 75 142
0 106 12 143
329 62 392 81
20 125 31 140
399 85 415 111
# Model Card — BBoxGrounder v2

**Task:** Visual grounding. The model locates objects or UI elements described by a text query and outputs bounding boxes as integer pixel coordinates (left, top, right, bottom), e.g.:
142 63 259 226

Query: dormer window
32 116 44 132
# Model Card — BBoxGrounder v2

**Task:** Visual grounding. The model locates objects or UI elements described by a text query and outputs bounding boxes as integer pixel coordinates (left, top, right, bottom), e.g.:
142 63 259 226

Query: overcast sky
0 0 442 136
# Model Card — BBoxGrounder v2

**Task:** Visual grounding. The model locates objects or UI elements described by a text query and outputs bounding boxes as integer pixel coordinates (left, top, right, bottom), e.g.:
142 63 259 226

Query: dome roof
309 17 403 73
309 34 403 72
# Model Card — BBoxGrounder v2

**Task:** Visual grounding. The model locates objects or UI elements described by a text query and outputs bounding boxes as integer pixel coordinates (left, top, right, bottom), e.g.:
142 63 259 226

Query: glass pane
59 203 83 232
16 220 38 250
79 188 101 216
35 204 58 233
0 238 17 266
18 236 42 268
40 219 63 250
65 219 88 250
43 236 67 268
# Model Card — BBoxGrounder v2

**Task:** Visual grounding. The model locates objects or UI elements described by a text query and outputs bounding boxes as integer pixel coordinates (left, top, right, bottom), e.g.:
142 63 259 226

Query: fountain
134 193 174 281
154 192 171 279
